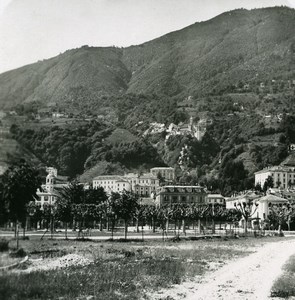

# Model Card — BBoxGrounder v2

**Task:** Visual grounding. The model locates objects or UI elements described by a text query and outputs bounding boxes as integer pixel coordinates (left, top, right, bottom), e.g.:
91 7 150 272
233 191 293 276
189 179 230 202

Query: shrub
0 239 9 252
9 248 27 258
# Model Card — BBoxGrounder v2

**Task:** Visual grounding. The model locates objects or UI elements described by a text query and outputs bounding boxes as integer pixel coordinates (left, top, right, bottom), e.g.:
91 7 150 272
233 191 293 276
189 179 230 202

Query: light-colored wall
93 179 131 193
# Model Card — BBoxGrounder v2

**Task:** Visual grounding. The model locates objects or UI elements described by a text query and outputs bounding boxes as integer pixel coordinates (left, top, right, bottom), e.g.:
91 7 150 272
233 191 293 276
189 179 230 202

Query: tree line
1 160 295 245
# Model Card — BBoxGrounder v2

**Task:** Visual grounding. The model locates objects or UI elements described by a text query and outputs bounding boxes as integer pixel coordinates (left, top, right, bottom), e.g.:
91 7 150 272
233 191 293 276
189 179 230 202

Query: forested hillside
0 7 294 109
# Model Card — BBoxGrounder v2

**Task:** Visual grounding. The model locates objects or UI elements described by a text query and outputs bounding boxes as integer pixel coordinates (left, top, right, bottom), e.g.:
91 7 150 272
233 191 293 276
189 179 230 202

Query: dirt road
149 239 295 300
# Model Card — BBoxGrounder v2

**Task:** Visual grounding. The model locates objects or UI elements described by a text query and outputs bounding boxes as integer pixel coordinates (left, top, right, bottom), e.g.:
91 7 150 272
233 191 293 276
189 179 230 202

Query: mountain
1 6 295 194
0 6 294 109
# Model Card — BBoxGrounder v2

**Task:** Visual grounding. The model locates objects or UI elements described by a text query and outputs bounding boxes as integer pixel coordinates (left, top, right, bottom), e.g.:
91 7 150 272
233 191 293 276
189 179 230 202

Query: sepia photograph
0 0 295 299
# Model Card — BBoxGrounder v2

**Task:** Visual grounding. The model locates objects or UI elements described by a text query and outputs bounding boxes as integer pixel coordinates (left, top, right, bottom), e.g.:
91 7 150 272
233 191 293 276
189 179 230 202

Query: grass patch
271 254 295 298
0 236 290 300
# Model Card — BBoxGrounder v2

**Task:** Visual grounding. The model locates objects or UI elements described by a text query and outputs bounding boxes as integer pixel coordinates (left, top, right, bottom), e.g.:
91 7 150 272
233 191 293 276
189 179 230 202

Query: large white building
93 172 159 197
124 173 159 197
255 166 295 190
93 175 131 194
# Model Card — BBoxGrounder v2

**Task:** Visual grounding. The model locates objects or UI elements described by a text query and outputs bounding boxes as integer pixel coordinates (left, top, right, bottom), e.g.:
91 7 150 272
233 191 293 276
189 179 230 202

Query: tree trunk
15 221 19 249
212 219 215 234
124 219 128 240
166 218 169 232
14 221 17 239
198 219 201 234
136 218 139 233
142 225 144 242
244 218 248 235
182 219 186 235
152 217 155 233
100 219 103 231
65 222 68 239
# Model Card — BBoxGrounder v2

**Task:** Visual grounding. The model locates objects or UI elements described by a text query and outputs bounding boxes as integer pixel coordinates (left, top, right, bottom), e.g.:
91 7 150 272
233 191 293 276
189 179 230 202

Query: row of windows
163 195 204 202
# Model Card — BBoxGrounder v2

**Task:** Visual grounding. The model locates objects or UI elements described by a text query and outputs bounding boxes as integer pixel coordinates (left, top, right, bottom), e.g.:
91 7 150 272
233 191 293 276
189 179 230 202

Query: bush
9 248 26 258
0 239 9 252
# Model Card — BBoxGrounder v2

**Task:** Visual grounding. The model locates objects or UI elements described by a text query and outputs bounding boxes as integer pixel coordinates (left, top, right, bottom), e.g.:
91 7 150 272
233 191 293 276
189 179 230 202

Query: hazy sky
0 0 294 74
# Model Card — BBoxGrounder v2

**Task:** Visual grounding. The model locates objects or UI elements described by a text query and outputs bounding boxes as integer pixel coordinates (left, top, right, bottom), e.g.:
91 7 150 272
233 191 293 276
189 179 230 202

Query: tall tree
113 190 140 240
0 159 41 245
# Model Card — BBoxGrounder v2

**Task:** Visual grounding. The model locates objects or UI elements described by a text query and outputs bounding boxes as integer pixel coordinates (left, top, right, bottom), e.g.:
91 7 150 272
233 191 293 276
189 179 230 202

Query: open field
0 235 294 300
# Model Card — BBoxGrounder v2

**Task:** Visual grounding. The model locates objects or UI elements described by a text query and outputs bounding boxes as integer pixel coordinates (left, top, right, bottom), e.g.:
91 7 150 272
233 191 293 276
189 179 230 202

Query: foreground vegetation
1 236 287 300
271 254 295 298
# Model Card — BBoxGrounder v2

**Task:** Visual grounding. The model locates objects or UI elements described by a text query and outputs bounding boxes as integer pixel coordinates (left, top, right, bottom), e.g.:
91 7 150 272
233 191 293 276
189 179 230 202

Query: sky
0 0 294 74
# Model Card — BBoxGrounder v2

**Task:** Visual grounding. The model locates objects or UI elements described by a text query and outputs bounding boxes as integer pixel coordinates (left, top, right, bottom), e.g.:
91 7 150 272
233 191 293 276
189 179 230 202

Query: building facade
255 166 295 190
150 167 175 182
125 173 159 197
36 168 68 209
93 175 131 194
155 185 207 206
206 194 225 205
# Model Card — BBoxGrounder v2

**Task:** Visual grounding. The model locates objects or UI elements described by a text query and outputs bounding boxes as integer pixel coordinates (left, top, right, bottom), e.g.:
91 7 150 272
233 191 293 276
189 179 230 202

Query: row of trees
1 160 295 244
28 191 243 240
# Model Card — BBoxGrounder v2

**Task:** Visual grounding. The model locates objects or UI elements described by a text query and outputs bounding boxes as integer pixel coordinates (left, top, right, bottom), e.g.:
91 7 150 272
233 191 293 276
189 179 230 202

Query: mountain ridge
0 6 294 109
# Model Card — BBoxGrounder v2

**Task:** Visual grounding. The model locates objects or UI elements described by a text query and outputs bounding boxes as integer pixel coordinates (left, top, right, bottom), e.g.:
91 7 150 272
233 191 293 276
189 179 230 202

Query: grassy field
271 254 295 298
0 236 289 300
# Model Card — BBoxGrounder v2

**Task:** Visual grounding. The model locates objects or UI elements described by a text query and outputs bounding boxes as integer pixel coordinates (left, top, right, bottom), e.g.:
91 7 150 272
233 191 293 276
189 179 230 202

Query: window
44 196 48 201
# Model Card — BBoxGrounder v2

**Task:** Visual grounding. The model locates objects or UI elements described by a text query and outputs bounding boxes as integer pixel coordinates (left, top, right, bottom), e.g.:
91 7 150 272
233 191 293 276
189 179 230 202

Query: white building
150 167 175 182
93 175 131 194
252 194 289 221
124 173 159 197
206 194 225 205
255 166 295 190
36 168 68 209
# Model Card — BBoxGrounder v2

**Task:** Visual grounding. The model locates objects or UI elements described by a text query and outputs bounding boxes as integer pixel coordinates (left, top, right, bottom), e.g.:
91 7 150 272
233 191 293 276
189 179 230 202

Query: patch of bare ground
145 238 295 300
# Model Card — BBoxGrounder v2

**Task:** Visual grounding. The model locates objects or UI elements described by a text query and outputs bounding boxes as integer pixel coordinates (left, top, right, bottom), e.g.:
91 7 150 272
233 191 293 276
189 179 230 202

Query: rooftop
93 175 127 181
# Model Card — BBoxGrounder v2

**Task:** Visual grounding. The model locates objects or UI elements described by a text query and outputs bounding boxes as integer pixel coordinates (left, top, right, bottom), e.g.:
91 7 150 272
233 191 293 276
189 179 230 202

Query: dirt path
148 239 295 300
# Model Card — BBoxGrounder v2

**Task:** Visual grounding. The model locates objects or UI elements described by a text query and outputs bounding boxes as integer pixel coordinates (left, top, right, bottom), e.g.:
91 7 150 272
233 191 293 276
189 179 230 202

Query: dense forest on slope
0 7 295 110
9 121 164 178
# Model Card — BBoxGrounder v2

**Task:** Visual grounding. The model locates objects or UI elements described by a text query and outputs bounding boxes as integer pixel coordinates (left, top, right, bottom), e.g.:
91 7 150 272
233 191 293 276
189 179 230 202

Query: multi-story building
155 185 207 206
255 166 295 190
93 175 131 194
125 173 159 197
93 172 160 197
205 194 225 205
36 168 68 209
150 167 175 182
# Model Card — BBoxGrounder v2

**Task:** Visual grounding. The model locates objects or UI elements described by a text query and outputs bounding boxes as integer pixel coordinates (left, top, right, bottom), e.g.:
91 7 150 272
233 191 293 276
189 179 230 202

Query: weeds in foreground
271 254 295 298
0 239 251 300
1 236 286 300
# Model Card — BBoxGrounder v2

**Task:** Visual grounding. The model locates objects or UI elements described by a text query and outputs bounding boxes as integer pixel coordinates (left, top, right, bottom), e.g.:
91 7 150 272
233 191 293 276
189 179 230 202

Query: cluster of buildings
35 159 295 230
166 117 211 141
36 166 226 209
143 117 211 141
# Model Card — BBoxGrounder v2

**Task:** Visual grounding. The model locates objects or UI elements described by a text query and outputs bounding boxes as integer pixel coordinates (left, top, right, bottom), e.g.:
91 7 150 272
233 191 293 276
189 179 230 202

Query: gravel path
149 239 295 300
